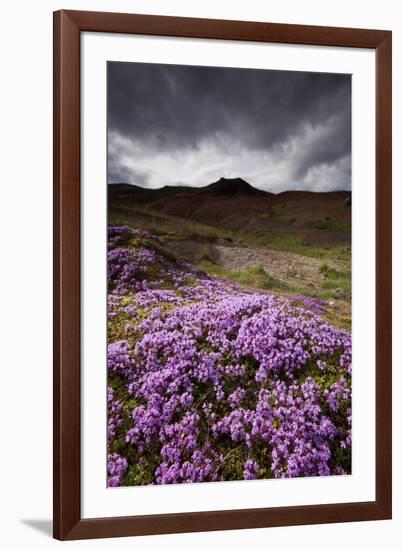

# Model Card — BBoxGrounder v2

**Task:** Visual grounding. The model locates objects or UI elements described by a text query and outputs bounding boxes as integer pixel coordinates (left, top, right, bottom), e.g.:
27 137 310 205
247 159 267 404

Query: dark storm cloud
107 62 351 192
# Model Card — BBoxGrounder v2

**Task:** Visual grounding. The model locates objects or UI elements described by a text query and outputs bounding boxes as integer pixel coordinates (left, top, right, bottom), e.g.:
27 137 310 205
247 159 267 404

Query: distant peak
202 177 269 197
217 176 247 184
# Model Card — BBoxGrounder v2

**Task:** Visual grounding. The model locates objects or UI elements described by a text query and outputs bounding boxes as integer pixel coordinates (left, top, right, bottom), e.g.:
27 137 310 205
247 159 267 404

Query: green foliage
319 263 351 300
298 355 344 391
324 309 351 331
109 203 223 244
271 203 287 214
219 449 246 480
198 262 285 291
270 204 296 225
198 245 215 263
304 219 351 232
319 262 330 274
241 230 349 261
123 454 163 486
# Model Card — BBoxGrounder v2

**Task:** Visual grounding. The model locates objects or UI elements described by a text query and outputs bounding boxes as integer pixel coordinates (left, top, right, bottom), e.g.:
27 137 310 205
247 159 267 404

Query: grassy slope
109 201 351 330
109 201 349 259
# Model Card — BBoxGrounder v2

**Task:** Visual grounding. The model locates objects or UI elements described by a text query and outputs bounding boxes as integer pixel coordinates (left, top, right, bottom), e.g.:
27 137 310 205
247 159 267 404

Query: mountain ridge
109 178 350 199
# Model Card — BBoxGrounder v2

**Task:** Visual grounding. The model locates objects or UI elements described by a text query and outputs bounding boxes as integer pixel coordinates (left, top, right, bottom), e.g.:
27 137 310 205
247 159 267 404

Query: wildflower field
107 225 351 487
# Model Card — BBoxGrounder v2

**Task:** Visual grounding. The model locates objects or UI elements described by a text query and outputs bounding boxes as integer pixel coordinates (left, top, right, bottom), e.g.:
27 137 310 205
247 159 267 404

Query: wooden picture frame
53 9 392 540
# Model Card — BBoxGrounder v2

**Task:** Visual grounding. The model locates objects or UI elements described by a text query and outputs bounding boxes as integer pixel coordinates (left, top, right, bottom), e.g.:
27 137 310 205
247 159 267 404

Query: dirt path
214 244 323 288
167 239 330 289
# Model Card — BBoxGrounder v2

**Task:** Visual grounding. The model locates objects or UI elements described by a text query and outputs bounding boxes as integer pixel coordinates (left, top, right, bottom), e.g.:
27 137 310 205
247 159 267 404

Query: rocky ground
169 239 324 288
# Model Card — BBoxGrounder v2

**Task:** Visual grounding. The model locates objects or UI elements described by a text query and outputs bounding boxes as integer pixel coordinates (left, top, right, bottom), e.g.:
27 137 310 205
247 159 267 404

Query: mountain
108 183 195 201
198 177 270 197
108 177 270 201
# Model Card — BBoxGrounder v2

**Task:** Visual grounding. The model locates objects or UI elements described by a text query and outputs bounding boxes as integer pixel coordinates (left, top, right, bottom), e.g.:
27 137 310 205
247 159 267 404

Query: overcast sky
107 62 351 193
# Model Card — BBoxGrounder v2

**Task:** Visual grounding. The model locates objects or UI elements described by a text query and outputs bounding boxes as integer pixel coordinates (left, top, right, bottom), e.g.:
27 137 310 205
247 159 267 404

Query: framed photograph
53 10 392 540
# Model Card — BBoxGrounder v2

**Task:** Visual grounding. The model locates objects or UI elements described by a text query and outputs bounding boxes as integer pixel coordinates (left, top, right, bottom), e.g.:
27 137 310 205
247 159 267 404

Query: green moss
198 245 215 263
240 230 349 261
304 219 351 232
198 261 285 291
319 263 351 299
218 447 245 480
298 354 346 391
122 454 163 486
324 309 351 331
271 203 287 214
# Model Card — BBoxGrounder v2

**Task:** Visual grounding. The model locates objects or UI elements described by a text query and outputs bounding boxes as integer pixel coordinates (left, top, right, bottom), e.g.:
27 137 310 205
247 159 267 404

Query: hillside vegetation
107 226 351 486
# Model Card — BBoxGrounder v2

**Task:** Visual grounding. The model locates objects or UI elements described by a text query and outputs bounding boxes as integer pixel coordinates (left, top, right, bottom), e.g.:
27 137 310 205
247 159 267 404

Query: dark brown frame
53 9 392 541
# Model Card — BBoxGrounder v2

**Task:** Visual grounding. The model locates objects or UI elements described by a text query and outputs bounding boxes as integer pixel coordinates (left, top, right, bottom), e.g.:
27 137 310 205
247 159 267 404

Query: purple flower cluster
107 452 128 487
107 226 352 486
